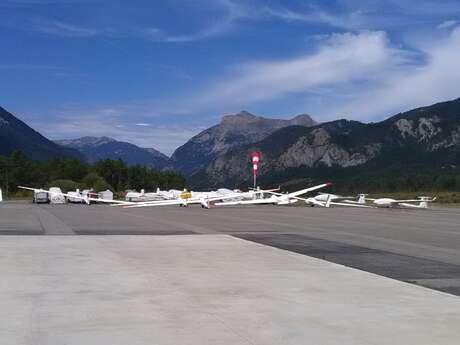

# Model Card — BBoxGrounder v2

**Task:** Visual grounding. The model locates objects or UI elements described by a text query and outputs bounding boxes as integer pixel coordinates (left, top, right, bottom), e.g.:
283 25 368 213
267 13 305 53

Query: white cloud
385 0 460 16
26 0 251 42
263 1 460 32
141 0 251 42
135 123 152 127
263 6 369 30
189 31 414 110
181 26 460 122
37 20 102 37
438 20 458 30
320 25 460 121
141 23 234 43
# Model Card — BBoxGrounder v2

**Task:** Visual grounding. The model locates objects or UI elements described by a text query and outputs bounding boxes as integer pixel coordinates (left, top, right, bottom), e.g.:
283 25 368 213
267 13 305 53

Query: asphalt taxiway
1 201 460 344
1 202 460 294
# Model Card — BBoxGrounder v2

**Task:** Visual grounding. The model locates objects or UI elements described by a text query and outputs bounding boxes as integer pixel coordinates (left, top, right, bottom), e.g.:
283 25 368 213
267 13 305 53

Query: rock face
171 111 316 175
192 98 460 187
56 137 171 170
0 106 81 160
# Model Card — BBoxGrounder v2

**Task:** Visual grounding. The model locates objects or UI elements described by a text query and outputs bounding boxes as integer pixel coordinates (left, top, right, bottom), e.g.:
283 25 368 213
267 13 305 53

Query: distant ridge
55 136 172 170
0 106 81 160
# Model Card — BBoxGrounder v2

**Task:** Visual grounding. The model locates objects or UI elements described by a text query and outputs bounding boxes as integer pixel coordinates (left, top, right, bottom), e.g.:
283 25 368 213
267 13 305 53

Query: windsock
251 151 260 175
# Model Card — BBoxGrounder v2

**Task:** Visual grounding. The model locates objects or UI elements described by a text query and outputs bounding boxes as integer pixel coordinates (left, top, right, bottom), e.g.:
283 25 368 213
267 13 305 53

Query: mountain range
189 98 460 189
55 136 171 170
0 107 317 173
1 99 459 190
55 111 314 172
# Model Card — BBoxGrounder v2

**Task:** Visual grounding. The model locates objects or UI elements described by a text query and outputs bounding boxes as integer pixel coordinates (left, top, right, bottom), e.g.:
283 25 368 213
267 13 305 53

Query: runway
1 201 460 344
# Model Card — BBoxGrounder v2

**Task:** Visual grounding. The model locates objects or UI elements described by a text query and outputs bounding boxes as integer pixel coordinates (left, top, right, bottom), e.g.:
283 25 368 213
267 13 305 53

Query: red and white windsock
251 151 260 175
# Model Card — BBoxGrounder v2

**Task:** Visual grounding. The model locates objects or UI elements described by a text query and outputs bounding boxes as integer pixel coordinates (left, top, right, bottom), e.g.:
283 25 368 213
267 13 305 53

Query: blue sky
1 0 460 155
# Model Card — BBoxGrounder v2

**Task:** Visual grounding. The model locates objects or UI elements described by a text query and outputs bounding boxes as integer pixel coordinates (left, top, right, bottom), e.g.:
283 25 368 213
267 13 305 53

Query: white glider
312 193 373 208
215 183 332 206
357 194 436 209
122 189 278 209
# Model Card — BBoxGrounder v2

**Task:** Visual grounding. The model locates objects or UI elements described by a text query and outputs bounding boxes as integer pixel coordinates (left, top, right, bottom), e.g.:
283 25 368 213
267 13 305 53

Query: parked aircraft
122 188 279 209
145 188 261 201
313 193 355 203
125 189 167 202
215 183 332 206
311 193 373 208
18 186 274 209
67 189 84 203
106 188 248 206
358 194 436 208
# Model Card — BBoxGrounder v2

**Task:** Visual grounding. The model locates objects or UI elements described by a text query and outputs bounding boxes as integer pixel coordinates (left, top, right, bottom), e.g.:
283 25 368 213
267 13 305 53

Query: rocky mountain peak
171 110 317 175
221 111 258 126
55 136 116 148
220 111 316 128
289 114 316 126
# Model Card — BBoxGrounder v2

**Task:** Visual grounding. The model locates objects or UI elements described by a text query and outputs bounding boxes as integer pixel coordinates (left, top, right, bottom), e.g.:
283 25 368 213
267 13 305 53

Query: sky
1 0 460 155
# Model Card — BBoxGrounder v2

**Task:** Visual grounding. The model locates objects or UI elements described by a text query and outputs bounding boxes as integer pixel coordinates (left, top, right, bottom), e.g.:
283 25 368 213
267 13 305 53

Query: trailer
33 191 49 204
49 187 66 204
98 190 113 201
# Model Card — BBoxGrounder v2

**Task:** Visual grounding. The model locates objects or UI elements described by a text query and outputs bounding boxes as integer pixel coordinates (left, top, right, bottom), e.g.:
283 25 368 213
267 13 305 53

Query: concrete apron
0 234 459 345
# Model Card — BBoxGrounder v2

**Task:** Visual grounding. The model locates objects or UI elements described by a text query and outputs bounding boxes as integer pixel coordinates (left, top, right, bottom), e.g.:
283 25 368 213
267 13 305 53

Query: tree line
0 151 186 198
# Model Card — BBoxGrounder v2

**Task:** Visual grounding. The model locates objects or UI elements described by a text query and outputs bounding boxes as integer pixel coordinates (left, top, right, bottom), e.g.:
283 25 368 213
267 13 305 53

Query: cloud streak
189 31 415 110
438 20 458 30
141 0 251 42
36 20 103 37
263 1 460 32
263 6 369 30
18 0 252 42
181 25 460 122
